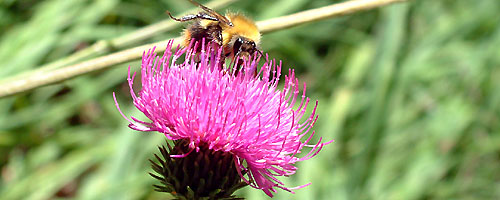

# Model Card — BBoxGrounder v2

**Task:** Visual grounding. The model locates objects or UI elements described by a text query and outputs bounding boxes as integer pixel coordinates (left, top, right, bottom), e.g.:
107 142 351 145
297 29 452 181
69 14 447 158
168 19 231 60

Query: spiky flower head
114 40 331 197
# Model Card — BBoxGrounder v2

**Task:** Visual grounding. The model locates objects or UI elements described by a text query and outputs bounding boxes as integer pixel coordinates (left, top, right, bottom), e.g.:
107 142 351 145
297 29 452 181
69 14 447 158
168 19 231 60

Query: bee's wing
188 0 233 26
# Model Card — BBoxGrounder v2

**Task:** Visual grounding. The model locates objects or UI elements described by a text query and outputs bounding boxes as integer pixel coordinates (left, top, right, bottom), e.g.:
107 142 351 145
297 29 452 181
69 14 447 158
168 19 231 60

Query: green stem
2 0 236 81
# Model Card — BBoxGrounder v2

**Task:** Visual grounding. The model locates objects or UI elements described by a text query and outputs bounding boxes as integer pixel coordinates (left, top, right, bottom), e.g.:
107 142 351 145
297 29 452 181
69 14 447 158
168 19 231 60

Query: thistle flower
114 40 331 198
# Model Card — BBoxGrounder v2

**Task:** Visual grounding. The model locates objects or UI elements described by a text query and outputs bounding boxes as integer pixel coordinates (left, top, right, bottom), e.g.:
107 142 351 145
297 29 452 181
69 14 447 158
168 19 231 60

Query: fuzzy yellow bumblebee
167 0 262 60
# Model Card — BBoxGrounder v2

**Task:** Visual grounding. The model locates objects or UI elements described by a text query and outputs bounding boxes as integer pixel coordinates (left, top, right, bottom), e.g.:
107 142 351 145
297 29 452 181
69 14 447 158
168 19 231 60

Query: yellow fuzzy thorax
221 13 260 46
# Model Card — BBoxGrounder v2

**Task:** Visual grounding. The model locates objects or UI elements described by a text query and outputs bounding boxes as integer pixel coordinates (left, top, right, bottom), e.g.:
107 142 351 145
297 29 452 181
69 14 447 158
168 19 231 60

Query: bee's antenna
256 50 265 59
256 49 268 63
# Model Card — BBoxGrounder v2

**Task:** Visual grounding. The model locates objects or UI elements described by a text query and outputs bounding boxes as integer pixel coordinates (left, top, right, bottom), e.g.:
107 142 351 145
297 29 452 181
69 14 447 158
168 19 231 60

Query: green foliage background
1 0 499 199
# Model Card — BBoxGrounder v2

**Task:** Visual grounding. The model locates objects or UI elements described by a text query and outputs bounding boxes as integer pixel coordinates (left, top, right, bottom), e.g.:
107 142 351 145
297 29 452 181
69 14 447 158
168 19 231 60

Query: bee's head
233 37 258 58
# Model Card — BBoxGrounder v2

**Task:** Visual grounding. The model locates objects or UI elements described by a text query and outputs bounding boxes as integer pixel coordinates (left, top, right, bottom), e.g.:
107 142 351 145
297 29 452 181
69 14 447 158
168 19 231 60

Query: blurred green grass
1 0 499 199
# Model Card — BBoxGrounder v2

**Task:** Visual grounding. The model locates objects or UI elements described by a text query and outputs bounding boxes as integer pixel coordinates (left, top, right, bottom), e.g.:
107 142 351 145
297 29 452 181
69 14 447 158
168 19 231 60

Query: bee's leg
207 26 223 46
228 52 242 75
220 52 228 71
216 31 223 46
167 11 219 22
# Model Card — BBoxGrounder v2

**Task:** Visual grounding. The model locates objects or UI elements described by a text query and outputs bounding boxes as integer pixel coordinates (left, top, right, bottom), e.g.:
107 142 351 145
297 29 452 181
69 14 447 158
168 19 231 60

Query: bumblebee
167 0 262 62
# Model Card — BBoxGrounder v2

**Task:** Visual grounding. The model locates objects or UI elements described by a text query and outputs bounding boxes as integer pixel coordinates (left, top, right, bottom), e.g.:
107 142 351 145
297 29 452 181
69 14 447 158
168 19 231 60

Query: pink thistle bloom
114 40 332 197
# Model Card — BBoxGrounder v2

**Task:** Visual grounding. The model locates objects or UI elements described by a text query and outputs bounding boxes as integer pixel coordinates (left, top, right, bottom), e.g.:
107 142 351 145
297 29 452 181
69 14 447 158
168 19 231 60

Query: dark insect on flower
114 41 332 197
167 0 263 67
